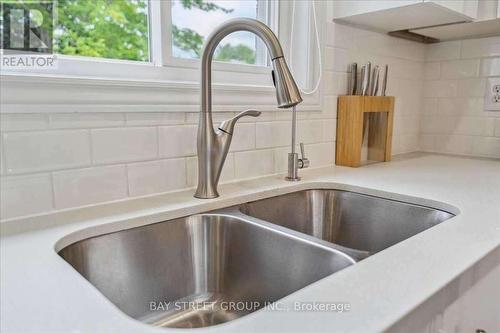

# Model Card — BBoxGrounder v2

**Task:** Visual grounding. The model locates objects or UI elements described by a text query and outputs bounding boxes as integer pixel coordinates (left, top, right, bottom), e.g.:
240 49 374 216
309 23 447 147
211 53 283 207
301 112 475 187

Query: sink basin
239 189 455 254
59 214 354 329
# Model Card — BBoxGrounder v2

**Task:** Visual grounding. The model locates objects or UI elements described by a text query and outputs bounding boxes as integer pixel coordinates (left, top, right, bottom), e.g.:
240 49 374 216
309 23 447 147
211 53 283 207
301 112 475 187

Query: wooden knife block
336 96 395 167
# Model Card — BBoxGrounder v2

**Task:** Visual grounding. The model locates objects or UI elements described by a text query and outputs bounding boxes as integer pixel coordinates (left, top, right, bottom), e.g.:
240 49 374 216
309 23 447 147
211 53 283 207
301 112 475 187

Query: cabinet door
332 0 420 18
426 0 478 18
440 263 500 333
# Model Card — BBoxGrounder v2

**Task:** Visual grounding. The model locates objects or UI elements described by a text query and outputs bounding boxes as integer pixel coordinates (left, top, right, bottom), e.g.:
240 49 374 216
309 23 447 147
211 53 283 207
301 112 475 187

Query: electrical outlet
484 78 500 111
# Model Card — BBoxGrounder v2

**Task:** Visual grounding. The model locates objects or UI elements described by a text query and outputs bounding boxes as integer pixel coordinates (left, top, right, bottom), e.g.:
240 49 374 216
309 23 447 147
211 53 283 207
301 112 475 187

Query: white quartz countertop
1 153 499 333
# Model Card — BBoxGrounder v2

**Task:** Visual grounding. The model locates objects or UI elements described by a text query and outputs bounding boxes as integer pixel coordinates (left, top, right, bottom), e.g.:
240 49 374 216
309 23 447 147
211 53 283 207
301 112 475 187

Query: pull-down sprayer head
271 57 302 108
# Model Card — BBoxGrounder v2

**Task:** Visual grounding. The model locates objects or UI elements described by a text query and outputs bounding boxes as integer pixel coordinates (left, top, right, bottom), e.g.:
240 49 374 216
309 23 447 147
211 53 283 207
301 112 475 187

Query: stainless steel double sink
59 189 455 329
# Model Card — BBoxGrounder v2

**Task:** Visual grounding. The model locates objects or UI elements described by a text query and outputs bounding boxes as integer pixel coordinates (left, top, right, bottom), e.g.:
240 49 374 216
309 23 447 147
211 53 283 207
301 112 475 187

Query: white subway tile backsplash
353 34 394 59
438 98 463 116
439 98 485 117
185 112 230 124
303 110 324 120
454 117 495 136
304 142 335 167
0 137 5 175
0 114 49 131
322 95 338 118
461 37 500 59
159 125 197 158
419 135 436 152
390 58 424 81
334 72 349 96
256 122 290 148
472 137 500 157
53 165 127 209
126 112 185 126
423 36 497 158
394 115 419 136
423 80 458 98
275 109 308 121
298 120 324 144
495 119 500 137
421 116 457 135
127 158 186 196
434 135 474 155
3 130 91 173
325 72 348 96
234 149 274 179
480 57 500 77
91 127 157 164
398 134 419 154
323 119 337 142
0 20 431 220
273 146 290 173
457 78 486 98
49 113 125 129
440 59 479 79
424 62 441 81
326 47 349 72
245 111 276 123
229 123 255 152
0 173 53 219
426 41 461 62
423 98 439 116
326 22 353 49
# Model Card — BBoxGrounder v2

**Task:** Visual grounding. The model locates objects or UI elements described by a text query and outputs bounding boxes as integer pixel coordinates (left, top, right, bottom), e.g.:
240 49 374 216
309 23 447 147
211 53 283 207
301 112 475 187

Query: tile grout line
49 171 57 210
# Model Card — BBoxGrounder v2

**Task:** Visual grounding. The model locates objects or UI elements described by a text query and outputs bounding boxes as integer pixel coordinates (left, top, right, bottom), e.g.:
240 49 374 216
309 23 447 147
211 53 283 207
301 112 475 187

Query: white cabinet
332 1 476 19
332 1 420 18
426 0 478 18
421 263 500 333
332 0 498 41
333 1 474 33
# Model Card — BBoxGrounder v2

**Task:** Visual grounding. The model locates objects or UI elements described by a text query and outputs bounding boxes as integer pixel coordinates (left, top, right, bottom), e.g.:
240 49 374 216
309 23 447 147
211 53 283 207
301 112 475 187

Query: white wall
421 37 500 158
325 22 426 155
0 109 337 219
0 7 428 220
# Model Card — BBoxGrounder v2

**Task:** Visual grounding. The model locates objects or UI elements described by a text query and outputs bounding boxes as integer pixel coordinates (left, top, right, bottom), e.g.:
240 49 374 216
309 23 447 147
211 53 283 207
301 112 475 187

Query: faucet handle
236 109 261 118
298 142 310 169
218 109 261 134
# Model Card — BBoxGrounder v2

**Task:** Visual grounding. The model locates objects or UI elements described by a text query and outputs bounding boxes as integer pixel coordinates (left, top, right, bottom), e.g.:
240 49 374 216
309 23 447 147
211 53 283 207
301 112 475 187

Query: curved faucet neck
200 18 284 116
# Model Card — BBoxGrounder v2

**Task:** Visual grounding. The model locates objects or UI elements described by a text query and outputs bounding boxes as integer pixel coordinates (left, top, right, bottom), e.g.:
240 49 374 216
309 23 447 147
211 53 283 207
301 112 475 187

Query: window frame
162 0 277 71
0 0 324 113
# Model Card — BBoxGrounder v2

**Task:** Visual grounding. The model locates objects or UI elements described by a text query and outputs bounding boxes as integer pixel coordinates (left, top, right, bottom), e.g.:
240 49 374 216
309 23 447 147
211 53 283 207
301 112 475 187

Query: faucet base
285 176 301 181
194 186 220 199
194 194 219 199
285 152 301 181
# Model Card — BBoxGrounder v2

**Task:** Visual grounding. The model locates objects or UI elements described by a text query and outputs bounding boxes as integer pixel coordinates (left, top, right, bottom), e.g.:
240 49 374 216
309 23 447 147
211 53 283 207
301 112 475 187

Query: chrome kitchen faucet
195 18 303 199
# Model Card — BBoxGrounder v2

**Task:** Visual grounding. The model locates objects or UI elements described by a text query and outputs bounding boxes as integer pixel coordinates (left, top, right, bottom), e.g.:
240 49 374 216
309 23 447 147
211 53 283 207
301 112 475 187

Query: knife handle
371 66 380 96
381 64 388 96
350 63 357 95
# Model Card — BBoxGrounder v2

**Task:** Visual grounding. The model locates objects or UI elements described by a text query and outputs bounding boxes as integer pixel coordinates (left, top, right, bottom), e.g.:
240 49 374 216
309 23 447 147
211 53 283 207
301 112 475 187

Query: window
1 0 275 68
171 0 269 66
54 0 150 62
0 0 322 113
52 0 273 66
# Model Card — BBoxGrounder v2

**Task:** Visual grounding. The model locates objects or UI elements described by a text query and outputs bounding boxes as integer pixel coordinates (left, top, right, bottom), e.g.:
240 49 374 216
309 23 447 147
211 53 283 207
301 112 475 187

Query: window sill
0 73 321 113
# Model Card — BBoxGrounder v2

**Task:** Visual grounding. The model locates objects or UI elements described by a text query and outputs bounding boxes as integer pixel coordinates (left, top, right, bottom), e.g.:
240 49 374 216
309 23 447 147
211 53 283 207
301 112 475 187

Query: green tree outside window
54 0 257 64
